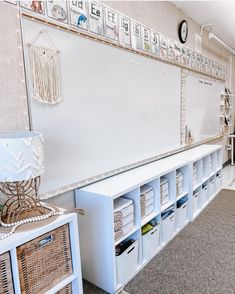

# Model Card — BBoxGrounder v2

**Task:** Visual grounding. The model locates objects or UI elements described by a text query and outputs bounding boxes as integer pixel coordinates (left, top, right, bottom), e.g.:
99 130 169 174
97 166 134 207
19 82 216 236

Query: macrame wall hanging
29 29 62 104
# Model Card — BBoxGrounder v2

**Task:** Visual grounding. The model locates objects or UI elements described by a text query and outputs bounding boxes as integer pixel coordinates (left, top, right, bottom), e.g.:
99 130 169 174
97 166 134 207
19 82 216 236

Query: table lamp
0 131 50 227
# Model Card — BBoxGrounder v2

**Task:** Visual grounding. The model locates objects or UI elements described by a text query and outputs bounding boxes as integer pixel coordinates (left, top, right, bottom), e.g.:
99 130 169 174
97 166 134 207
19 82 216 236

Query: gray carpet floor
83 189 235 294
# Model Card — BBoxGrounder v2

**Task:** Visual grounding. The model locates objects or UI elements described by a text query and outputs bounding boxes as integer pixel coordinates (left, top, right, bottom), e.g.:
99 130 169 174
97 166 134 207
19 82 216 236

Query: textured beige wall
0 2 29 132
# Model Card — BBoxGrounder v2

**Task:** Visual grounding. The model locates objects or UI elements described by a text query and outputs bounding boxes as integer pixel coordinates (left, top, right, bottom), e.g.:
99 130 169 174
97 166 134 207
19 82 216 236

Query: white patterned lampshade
0 131 44 182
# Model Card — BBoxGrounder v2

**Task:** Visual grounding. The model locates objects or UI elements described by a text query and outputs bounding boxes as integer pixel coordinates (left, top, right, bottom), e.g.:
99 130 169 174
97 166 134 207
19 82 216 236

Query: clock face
179 20 188 43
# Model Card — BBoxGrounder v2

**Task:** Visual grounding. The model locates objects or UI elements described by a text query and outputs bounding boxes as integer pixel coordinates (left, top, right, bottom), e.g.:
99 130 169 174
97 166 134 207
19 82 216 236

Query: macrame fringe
29 44 62 104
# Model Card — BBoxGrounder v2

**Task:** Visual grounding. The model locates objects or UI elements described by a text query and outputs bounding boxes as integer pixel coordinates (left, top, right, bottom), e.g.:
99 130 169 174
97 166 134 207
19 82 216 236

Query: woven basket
17 224 72 294
56 283 72 294
0 252 14 294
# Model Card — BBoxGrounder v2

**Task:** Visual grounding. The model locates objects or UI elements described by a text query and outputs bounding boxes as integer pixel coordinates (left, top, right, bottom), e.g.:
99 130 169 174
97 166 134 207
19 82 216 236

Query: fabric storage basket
56 283 72 294
17 224 72 294
176 200 188 230
142 225 160 261
116 239 139 286
0 252 14 294
161 212 175 244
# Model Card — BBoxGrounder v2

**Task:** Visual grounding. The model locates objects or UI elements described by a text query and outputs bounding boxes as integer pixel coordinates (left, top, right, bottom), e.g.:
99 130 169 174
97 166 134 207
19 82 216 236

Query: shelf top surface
78 144 221 198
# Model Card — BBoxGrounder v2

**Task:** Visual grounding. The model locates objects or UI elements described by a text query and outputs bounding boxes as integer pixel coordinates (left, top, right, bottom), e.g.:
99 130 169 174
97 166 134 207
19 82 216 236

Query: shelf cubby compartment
192 187 201 219
114 188 140 245
115 231 140 287
140 179 160 226
141 215 161 263
175 195 189 231
210 152 217 175
202 155 211 182
216 149 223 171
176 165 189 201
161 205 175 245
160 171 176 212
202 181 209 208
215 171 222 192
208 176 216 200
192 160 202 190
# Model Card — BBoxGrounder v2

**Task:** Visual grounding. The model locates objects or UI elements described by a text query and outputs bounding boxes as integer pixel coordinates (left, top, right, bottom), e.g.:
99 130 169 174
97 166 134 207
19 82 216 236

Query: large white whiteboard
22 18 181 196
184 73 223 143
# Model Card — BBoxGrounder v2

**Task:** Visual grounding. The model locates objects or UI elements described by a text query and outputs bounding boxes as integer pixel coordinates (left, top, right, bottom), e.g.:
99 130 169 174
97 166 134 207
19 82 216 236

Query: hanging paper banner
119 14 131 46
141 26 151 52
104 7 118 41
20 1 45 14
69 1 88 30
168 39 175 61
46 1 68 23
88 1 104 36
160 35 168 59
131 21 142 50
151 31 160 56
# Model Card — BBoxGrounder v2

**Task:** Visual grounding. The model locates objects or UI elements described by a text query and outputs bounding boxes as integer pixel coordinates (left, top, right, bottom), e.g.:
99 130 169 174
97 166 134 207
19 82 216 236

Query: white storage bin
176 200 188 229
192 191 200 216
215 173 221 192
116 239 139 286
161 212 175 244
202 184 208 206
142 225 160 261
209 177 215 198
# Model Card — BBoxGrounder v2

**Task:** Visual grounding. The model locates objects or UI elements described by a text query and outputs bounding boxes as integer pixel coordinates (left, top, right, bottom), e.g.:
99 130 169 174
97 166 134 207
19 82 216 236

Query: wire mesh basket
0 251 14 294
17 224 72 294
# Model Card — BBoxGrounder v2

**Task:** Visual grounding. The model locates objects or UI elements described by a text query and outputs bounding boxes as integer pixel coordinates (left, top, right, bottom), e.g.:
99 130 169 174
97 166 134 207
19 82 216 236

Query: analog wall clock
178 20 188 43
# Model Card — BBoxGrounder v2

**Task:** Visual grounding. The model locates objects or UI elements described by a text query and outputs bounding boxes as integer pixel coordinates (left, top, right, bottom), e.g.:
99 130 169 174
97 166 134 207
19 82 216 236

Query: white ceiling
172 1 235 48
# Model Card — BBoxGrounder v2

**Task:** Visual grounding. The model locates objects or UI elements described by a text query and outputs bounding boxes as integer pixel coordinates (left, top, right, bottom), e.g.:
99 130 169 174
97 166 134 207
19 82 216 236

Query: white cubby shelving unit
0 212 83 294
75 144 222 294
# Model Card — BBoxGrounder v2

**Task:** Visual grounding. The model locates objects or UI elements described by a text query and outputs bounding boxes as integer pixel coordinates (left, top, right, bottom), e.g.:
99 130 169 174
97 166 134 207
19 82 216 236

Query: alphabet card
181 46 187 65
104 7 118 41
174 41 181 63
69 1 88 30
168 39 175 61
141 26 151 52
119 14 131 46
46 1 68 23
159 35 168 59
191 51 197 69
20 1 45 14
131 21 142 50
88 1 104 36
186 48 192 68
151 31 160 56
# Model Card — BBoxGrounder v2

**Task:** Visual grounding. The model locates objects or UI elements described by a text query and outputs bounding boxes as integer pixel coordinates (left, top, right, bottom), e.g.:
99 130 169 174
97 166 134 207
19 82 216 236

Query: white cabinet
75 144 222 294
0 212 83 294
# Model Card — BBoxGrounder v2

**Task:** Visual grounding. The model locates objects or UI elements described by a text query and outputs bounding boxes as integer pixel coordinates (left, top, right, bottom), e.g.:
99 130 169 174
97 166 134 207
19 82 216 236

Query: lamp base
0 176 49 225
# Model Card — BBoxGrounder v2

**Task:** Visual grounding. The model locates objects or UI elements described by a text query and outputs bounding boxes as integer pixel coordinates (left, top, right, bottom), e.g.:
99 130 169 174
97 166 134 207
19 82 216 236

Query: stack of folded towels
160 177 169 205
140 184 154 219
113 197 134 242
176 169 184 197
193 164 197 186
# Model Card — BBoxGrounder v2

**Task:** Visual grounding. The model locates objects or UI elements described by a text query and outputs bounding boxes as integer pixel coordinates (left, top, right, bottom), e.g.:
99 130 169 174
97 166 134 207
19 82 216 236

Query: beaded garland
0 202 64 241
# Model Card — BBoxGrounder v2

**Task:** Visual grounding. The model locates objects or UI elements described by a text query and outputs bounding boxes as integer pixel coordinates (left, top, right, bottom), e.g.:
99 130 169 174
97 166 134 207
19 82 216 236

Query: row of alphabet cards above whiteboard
5 0 227 80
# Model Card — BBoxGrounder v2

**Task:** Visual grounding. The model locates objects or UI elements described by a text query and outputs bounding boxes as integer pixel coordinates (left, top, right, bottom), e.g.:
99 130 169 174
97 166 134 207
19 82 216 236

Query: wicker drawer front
17 224 72 294
56 283 72 294
0 252 14 294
